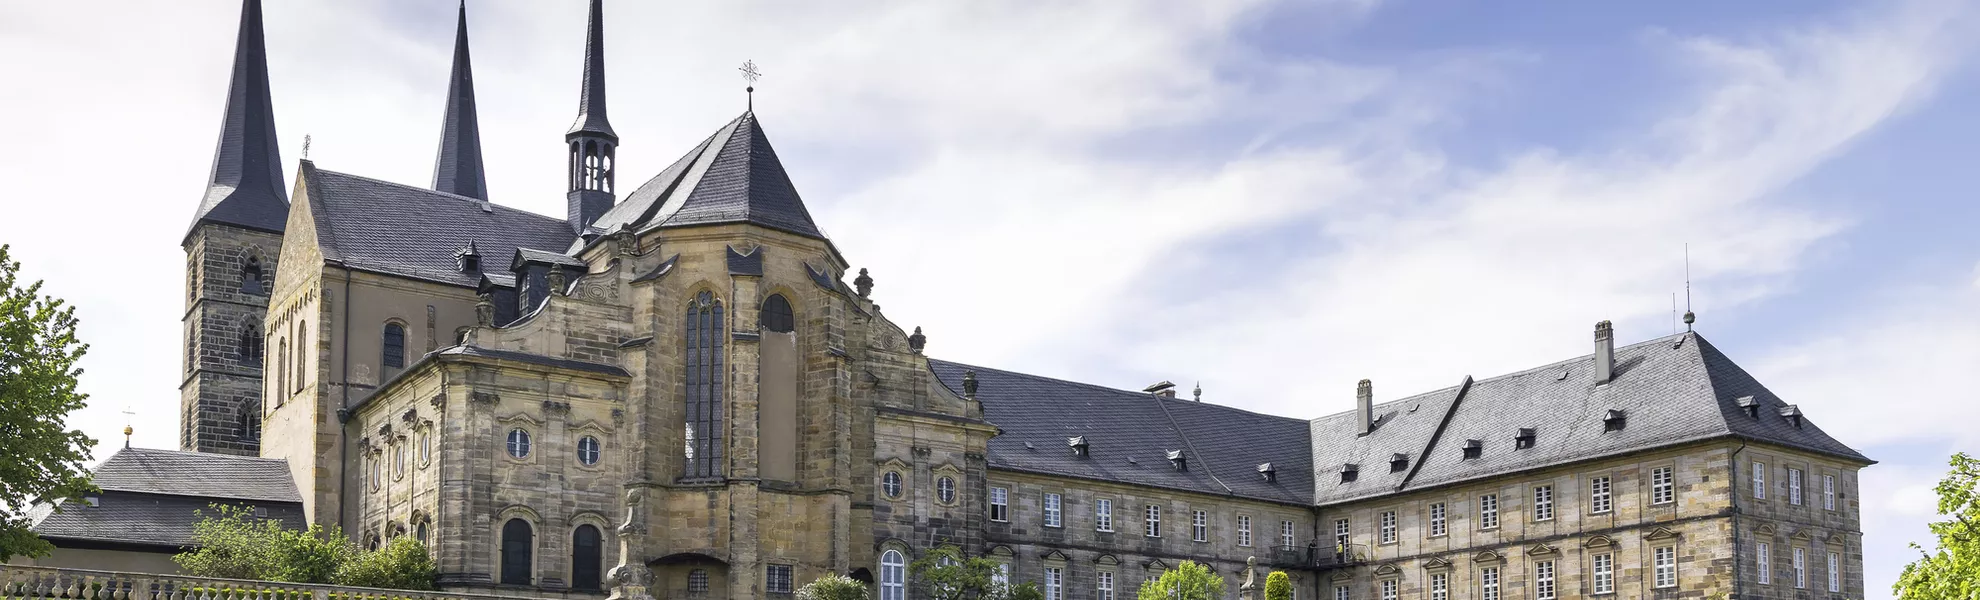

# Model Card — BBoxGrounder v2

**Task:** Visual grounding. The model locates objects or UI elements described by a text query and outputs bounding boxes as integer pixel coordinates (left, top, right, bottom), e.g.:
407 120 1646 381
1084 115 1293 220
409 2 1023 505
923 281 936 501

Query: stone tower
181 0 286 457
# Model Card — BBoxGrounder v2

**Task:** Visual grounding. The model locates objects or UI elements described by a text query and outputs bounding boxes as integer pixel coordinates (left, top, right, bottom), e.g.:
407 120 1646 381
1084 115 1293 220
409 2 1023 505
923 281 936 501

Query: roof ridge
930 358 1308 424
314 167 563 224
1308 331 1697 423
112 446 291 464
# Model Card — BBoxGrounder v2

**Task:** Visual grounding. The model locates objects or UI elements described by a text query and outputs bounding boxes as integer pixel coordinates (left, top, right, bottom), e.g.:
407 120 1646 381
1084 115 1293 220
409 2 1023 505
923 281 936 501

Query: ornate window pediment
1373 563 1402 577
1095 554 1120 566
1645 526 1681 541
1040 549 1070 563
1583 534 1617 548
1423 557 1453 571
1527 543 1559 556
1791 528 1813 541
879 457 911 471
571 420 613 436
1143 558 1169 571
1473 549 1505 563
931 463 963 476
1753 523 1777 536
499 412 543 427
988 545 1015 558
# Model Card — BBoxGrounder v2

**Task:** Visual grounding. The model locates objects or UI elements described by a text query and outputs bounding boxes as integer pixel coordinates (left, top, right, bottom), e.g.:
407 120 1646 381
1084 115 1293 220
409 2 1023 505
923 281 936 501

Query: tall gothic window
683 291 725 479
571 525 603 591
276 337 289 400
293 321 307 392
382 323 406 369
500 518 533 585
240 323 262 363
241 256 264 295
761 294 795 333
235 401 260 441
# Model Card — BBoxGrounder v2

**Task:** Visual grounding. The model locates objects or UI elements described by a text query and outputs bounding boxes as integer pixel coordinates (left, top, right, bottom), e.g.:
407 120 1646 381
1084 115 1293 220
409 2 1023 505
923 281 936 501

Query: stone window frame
392 436 408 481
1428 571 1448 600
1756 541 1772 585
576 435 603 468
410 511 432 548
1649 464 1676 506
1095 498 1114 532
1792 546 1807 589
1823 473 1837 511
765 563 795 594
681 288 727 481
381 319 409 371
1144 504 1161 538
1753 460 1768 500
932 464 962 507
1827 550 1841 592
878 542 912 600
1237 514 1252 547
1588 474 1612 515
1095 566 1116 600
1428 502 1447 537
880 469 905 500
1532 484 1554 522
1334 584 1350 600
565 514 613 591
501 415 541 463
1478 565 1500 600
1378 577 1398 600
1653 544 1679 589
1590 551 1614 594
1282 519 1297 550
495 506 543 586
366 450 382 493
1534 558 1556 600
1191 510 1207 542
1378 510 1397 545
1788 466 1805 506
1479 494 1500 530
416 422 435 469
989 486 1009 521
569 421 610 471
1043 492 1063 528
934 475 958 506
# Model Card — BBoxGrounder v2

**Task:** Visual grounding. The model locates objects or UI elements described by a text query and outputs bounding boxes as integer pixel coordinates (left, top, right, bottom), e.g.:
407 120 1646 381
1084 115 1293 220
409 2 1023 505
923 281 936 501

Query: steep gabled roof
300 161 575 288
589 112 824 240
431 1 488 201
186 0 287 238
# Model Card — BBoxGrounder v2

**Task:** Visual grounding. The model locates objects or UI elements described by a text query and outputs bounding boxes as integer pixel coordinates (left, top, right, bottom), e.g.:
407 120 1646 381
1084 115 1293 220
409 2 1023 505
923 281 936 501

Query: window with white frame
1480 494 1500 529
1429 502 1447 536
937 476 957 505
1239 515 1252 547
1334 518 1350 550
1429 572 1448 600
989 487 1008 522
1044 566 1062 600
880 471 902 499
1533 485 1554 521
1043 493 1062 528
1282 520 1296 549
1379 511 1396 544
1753 461 1767 499
1654 546 1677 588
1789 468 1804 506
1096 499 1113 532
1651 466 1675 505
1380 579 1397 600
1335 585 1350 600
1193 510 1208 542
1592 553 1613 594
1825 474 1837 510
1793 547 1807 588
1481 566 1500 600
1828 552 1840 592
1757 542 1771 584
992 562 1009 586
1097 570 1114 600
1145 505 1161 537
1535 560 1556 600
1590 476 1612 514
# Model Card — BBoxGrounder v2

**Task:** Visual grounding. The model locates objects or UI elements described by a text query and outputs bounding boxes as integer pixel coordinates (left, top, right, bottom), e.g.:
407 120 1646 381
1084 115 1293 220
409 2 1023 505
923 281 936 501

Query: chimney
1145 381 1177 398
1594 320 1615 384
1356 379 1374 435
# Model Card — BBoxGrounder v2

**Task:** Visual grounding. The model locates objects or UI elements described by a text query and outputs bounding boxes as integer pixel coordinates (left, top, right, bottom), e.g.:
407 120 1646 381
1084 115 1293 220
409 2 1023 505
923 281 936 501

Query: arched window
761 294 795 333
415 520 429 547
293 320 307 392
239 323 262 363
571 525 603 591
382 323 406 369
241 257 264 295
235 402 260 442
577 436 601 466
500 518 533 585
683 291 725 479
880 549 906 600
276 337 289 399
418 429 432 466
394 442 407 477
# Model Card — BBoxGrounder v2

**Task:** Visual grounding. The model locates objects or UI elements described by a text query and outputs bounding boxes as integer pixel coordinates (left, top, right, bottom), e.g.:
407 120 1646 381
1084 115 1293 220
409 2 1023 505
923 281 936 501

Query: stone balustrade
0 565 547 600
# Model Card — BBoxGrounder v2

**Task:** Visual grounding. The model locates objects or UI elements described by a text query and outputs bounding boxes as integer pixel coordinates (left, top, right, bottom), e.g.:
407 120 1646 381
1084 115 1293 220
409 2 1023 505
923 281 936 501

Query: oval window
506 428 532 459
937 476 957 505
881 471 903 499
578 436 601 465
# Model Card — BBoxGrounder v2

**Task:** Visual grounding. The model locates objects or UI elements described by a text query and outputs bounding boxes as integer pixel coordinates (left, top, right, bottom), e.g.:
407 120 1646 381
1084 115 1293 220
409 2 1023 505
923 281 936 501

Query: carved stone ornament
470 391 501 405
854 268 873 298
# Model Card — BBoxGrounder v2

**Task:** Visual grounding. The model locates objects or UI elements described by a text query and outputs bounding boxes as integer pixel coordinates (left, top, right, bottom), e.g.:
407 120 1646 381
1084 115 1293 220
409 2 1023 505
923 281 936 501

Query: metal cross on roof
739 60 762 110
302 134 313 160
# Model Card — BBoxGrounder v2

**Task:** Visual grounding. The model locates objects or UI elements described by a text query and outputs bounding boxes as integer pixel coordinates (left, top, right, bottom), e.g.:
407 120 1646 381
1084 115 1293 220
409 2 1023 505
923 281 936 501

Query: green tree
335 536 436 590
911 546 1005 600
797 573 870 600
1136 561 1225 600
175 504 350 583
0 244 98 562
998 581 1044 600
1264 571 1292 600
1896 453 1980 599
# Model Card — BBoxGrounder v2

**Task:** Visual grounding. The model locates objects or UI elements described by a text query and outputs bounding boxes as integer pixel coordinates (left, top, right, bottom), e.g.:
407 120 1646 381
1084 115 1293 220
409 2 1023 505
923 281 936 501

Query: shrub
797 573 869 600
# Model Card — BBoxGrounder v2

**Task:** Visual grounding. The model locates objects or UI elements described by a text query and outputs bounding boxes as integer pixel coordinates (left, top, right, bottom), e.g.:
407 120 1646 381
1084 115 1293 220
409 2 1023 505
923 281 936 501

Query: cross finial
302 134 313 160
739 60 762 110
121 405 136 448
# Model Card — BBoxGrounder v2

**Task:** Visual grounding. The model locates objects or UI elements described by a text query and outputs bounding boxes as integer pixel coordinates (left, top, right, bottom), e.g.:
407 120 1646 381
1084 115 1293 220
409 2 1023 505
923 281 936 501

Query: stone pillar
1238 556 1259 600
606 488 654 600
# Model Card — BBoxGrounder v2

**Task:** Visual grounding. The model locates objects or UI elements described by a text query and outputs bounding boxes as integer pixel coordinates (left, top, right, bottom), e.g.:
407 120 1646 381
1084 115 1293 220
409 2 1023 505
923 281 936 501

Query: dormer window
1603 409 1627 432
454 242 481 273
1737 396 1760 419
1390 453 1409 473
1463 439 1483 460
1166 450 1187 471
1778 405 1804 429
1340 463 1360 483
1257 462 1276 482
1068 436 1090 457
1514 428 1537 450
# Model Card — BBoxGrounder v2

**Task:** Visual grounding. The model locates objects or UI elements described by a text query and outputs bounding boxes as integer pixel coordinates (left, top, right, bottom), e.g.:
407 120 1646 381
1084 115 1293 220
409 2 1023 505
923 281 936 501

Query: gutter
336 263 353 532
1730 439 1748 599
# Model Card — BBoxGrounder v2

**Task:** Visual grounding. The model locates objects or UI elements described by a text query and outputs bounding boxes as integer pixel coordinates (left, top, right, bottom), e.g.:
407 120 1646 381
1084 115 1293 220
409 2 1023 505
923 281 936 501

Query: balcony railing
1311 543 1370 570
0 565 548 600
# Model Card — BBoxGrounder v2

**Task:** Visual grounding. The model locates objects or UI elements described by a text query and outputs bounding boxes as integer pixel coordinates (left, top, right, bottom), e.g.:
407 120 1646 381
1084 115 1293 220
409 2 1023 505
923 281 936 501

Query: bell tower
564 0 617 235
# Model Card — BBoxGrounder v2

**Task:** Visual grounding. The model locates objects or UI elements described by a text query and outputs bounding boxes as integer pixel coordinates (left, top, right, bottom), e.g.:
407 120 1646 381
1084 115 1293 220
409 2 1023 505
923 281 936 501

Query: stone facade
180 222 281 457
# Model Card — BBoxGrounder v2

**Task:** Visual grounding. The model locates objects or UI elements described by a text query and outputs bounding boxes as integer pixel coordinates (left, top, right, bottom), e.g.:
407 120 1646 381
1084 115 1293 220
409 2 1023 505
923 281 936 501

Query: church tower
181 0 286 457
564 0 616 234
431 1 487 201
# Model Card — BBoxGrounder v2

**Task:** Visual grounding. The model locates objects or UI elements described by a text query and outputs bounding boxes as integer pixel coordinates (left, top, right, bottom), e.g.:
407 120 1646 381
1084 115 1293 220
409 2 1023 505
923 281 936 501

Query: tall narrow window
500 519 533 585
1592 553 1614 594
1824 475 1837 510
1533 485 1554 521
241 257 264 295
1753 462 1768 499
1334 518 1350 552
1429 502 1447 536
1043 493 1062 528
1481 566 1499 600
1590 476 1612 514
989 487 1008 522
683 291 725 479
1789 468 1804 505
1757 542 1772 584
1380 579 1397 600
1651 466 1675 505
1335 586 1350 600
1827 552 1840 592
1193 511 1207 542
1097 570 1114 600
1654 546 1678 588
1378 511 1396 544
571 525 602 591
1238 515 1252 547
1535 560 1556 600
1429 572 1448 600
1145 505 1161 538
1096 499 1113 532
761 294 795 333
1283 520 1297 549
276 337 288 399
240 323 262 363
382 323 405 369
1044 566 1063 600
1793 547 1807 588
1480 494 1500 529
879 550 906 600
293 321 306 392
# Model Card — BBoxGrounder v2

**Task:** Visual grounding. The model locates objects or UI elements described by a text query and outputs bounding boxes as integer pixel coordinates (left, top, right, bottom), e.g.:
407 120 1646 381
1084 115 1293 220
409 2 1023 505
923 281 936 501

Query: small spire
568 0 615 139
1193 382 1202 402
186 0 287 239
432 0 489 201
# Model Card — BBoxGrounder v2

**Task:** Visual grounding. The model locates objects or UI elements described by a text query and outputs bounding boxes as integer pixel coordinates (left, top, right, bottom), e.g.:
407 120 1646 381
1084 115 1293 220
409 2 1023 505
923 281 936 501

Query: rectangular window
1380 579 1397 600
1535 560 1556 600
1753 462 1768 499
1825 475 1837 511
1145 505 1161 538
1429 502 1447 536
1096 499 1113 532
1045 567 1062 600
1334 518 1350 549
1790 468 1804 506
767 564 794 594
1480 494 1500 529
993 563 1009 586
1335 586 1350 600
1429 572 1448 600
1828 552 1841 592
1193 510 1208 542
1651 466 1675 505
1378 511 1396 544
1654 546 1677 588
1481 566 1500 600
1097 571 1114 600
1043 493 1062 528
1533 485 1554 521
1239 515 1253 547
1757 542 1772 584
1283 520 1297 549
989 487 1008 522
1794 547 1807 588
1592 553 1614 594
1590 476 1612 514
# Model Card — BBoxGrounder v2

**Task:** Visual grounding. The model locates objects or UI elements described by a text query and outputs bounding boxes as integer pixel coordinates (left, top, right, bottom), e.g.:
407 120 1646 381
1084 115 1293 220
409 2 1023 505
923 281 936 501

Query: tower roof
589 111 824 239
566 0 614 140
186 0 287 238
431 1 488 201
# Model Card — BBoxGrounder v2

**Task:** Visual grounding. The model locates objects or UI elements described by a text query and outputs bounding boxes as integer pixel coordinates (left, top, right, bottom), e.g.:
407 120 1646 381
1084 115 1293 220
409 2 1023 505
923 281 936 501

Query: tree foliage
911 546 1005 600
335 536 437 590
0 244 98 563
1136 561 1225 600
1896 453 1980 599
798 573 869 600
1264 571 1293 600
174 505 431 589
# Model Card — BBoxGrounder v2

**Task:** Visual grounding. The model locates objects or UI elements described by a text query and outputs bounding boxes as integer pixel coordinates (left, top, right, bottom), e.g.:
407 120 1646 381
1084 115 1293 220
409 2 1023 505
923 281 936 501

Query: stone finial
547 268 569 296
962 370 978 398
475 293 494 326
1239 556 1259 595
1193 382 1202 402
854 268 873 298
606 487 655 600
908 326 926 353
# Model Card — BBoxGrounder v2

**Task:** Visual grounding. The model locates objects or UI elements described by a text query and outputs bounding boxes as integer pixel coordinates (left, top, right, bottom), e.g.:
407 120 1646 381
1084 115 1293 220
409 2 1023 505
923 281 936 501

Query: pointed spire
187 0 287 239
431 1 488 201
567 0 615 139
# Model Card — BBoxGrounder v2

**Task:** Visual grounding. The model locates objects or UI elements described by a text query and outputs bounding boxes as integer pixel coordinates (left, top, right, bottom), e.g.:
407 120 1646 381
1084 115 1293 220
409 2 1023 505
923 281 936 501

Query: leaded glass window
683 291 725 479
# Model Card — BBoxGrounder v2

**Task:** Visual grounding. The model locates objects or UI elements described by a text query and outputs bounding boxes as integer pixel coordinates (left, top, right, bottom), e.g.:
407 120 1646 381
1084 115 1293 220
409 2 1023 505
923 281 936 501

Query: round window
578 436 601 465
937 476 957 504
506 428 532 459
881 471 903 499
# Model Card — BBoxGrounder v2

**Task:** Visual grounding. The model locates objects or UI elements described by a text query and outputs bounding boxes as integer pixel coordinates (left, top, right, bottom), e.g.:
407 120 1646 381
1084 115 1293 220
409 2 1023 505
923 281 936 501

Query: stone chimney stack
1356 379 1373 435
1594 320 1615 384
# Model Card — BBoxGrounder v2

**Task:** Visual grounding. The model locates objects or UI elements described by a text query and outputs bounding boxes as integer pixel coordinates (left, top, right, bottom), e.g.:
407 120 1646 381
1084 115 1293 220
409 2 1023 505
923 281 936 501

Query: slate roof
302 161 576 288
584 112 825 242
30 448 305 548
566 0 614 139
930 361 1315 505
430 1 488 201
435 344 630 377
87 447 302 503
186 0 287 238
29 490 307 549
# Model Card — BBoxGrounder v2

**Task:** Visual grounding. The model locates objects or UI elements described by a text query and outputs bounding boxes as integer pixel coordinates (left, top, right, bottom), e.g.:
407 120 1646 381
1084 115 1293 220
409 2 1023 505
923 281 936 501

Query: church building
171 1 1871 598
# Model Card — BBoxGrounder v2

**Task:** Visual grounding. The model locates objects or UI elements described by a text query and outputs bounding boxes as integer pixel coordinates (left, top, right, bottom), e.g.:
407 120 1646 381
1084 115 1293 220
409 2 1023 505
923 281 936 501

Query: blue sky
1 0 1976 595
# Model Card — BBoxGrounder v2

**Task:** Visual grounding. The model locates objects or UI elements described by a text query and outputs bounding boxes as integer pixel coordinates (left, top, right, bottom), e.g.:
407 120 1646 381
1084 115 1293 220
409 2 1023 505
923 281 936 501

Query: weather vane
121 404 135 448
302 134 313 160
739 60 762 110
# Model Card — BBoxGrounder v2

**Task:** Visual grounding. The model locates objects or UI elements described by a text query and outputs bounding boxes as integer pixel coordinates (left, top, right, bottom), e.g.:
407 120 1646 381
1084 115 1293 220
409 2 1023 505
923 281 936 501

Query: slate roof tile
87 447 302 503
587 112 825 241
302 162 575 288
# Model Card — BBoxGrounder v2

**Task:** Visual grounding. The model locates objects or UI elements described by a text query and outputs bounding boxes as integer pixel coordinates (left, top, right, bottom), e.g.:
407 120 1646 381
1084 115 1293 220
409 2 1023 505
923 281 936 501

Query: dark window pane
500 519 533 585
383 323 406 369
761 294 795 333
572 525 602 590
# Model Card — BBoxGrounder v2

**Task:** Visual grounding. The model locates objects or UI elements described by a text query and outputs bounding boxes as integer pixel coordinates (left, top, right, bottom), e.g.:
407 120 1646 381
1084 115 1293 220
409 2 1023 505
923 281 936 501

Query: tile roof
86 447 302 503
302 162 576 288
186 0 287 238
30 491 306 549
586 112 825 241
930 361 1315 505
430 1 488 201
